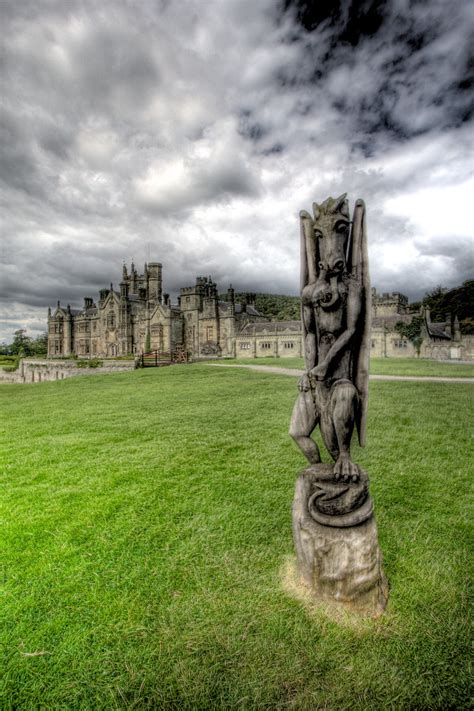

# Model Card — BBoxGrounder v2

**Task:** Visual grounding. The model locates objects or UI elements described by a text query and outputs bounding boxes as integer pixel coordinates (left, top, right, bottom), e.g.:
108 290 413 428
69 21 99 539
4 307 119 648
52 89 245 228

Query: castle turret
63 303 73 356
147 262 162 302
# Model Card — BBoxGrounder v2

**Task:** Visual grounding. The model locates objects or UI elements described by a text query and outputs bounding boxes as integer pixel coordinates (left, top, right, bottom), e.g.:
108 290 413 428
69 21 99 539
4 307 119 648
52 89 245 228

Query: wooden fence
139 347 188 368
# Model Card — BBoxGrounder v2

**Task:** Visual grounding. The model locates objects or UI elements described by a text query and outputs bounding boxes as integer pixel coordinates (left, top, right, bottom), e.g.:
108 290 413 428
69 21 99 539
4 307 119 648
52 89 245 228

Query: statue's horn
332 193 348 214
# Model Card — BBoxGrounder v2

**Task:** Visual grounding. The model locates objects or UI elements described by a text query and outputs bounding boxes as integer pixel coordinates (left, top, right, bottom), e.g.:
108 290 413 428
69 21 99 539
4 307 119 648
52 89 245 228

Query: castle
47 262 267 359
48 263 473 362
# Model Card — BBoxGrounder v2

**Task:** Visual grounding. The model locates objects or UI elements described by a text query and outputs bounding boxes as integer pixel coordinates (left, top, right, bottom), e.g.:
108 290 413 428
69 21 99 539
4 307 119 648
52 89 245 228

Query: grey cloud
0 0 472 341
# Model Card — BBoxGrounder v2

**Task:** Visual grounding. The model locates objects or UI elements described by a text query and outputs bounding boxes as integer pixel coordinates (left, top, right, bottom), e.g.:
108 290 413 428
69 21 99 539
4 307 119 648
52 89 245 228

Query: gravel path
205 363 474 384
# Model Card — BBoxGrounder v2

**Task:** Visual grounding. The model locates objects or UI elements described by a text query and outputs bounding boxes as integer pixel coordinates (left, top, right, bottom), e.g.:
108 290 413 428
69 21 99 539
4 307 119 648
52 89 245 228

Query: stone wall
0 359 136 384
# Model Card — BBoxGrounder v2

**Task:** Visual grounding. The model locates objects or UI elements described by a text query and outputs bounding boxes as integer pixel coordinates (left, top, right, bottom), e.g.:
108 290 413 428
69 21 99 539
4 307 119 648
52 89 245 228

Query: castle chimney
227 285 235 315
445 313 452 337
454 315 461 341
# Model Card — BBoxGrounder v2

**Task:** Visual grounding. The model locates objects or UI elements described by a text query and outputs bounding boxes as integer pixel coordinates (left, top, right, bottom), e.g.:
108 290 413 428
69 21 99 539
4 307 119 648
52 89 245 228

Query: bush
76 359 103 369
0 356 20 372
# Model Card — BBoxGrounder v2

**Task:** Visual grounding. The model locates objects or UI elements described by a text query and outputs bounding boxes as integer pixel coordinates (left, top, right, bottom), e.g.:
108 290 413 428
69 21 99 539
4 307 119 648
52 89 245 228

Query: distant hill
220 280 474 333
422 280 474 334
220 293 300 321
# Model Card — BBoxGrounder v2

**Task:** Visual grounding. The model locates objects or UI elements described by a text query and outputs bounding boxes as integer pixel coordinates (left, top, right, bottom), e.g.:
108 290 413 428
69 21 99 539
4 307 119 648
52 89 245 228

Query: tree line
0 329 48 357
221 281 473 332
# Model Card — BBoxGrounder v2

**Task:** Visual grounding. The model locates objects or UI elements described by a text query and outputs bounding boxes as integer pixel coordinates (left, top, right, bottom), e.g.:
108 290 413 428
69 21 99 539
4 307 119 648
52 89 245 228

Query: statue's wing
348 199 370 447
299 210 318 369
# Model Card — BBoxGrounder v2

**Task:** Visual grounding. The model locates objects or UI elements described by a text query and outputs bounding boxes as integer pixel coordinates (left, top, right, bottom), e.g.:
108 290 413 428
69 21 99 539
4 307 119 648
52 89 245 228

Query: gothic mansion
48 261 473 362
47 262 267 359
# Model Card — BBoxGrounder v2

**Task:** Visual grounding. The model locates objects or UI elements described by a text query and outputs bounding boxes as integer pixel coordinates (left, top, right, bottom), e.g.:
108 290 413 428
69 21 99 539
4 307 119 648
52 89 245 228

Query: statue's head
312 193 350 277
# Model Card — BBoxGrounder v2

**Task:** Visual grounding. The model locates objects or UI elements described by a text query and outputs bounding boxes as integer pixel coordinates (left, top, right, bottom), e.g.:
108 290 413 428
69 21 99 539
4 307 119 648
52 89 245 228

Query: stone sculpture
289 194 388 614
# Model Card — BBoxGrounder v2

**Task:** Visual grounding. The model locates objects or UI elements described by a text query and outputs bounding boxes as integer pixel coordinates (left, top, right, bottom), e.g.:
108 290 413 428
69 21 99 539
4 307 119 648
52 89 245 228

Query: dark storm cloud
0 0 472 340
279 0 473 143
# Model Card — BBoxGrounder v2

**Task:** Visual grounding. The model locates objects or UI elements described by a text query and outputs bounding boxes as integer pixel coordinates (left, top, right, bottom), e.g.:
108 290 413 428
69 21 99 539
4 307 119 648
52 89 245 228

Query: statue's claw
333 455 359 483
298 373 311 392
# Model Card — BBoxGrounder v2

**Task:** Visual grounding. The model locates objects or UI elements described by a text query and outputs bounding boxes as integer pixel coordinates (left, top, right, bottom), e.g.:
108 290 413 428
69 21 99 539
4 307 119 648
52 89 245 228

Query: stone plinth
292 465 388 615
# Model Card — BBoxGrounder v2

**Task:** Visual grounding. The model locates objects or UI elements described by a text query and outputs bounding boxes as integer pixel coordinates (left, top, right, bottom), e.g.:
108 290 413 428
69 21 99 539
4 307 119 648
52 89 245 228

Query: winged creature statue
289 194 370 483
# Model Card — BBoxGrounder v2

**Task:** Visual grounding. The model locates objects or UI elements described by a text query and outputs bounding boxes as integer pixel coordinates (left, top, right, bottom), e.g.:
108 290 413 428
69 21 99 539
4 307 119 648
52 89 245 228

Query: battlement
371 288 408 316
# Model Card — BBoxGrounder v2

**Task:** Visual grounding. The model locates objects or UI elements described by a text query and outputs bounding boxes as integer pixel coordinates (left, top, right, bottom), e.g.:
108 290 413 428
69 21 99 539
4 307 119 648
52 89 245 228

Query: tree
423 280 474 333
31 332 48 356
11 329 32 356
219 292 300 320
395 316 423 356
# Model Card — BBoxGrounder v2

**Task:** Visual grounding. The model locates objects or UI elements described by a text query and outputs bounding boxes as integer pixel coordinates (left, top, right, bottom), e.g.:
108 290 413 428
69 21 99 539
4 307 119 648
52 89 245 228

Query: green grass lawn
1 365 472 709
222 356 474 378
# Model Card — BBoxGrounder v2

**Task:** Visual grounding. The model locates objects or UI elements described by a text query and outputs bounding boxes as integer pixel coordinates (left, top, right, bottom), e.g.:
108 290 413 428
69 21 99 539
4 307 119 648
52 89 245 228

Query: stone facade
0 358 136 384
47 270 473 362
47 264 266 360
179 279 267 359
235 321 303 358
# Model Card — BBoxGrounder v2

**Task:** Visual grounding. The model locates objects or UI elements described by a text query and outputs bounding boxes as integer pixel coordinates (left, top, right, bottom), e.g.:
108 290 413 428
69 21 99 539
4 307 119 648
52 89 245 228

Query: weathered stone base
293 466 388 615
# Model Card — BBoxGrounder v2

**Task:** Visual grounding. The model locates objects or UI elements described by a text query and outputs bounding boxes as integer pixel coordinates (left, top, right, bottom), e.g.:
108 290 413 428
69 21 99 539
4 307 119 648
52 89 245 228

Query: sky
1 0 473 341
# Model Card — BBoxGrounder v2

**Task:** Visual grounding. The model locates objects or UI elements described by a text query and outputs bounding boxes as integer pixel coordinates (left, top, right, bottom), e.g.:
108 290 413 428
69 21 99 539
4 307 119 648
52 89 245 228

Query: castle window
283 342 294 349
107 312 116 328
260 342 271 349
206 326 213 341
393 339 408 349
240 342 251 350
371 340 376 348
186 296 190 303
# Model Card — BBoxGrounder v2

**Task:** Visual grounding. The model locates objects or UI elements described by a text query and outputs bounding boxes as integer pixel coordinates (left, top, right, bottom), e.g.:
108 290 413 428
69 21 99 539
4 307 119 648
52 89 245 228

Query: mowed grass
223 355 474 377
1 365 472 709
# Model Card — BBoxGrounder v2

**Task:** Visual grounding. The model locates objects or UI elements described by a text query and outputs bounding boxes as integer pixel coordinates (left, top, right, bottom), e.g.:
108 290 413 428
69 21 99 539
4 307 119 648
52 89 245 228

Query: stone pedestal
292 464 388 615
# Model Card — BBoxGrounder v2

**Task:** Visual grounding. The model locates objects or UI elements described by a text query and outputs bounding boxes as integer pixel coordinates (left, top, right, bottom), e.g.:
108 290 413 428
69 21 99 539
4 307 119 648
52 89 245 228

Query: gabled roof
372 314 412 328
427 321 451 340
238 320 301 335
235 303 263 316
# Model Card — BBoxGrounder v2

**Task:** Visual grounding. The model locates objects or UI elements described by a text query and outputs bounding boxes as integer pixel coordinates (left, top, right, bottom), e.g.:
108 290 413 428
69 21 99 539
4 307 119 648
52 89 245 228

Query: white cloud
385 179 474 240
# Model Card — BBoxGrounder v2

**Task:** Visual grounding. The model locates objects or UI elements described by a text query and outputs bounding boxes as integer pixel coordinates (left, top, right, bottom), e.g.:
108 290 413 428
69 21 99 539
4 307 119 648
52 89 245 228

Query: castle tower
147 262 162 302
64 304 73 357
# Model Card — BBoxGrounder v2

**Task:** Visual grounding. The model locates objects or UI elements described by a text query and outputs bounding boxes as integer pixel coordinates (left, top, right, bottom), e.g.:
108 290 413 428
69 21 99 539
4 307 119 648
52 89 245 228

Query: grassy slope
1 366 472 709
224 356 474 377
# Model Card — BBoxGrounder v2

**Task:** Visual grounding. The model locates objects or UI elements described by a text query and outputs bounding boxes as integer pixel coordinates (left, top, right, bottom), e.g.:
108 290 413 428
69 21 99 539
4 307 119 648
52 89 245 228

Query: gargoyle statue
289 194 370 482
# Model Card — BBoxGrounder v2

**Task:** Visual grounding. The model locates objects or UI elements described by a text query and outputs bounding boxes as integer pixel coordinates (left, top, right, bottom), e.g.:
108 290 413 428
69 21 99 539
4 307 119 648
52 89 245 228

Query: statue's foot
333 455 359 483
